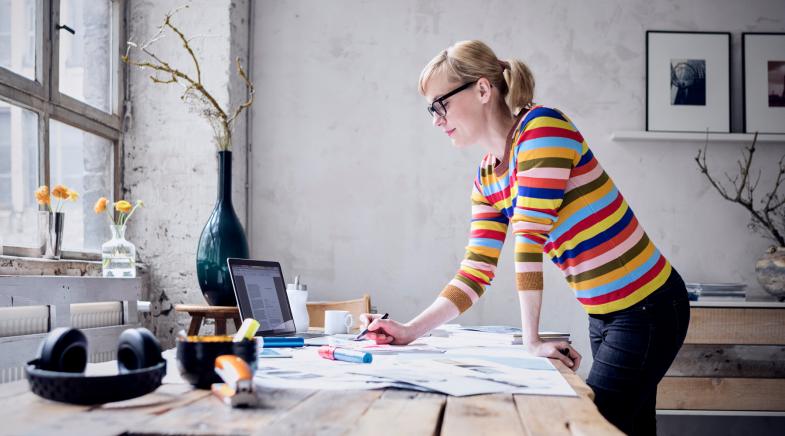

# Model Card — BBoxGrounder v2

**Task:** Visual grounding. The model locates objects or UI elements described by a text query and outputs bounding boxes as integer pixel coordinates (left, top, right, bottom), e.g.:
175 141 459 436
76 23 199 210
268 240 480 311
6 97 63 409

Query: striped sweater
439 106 672 315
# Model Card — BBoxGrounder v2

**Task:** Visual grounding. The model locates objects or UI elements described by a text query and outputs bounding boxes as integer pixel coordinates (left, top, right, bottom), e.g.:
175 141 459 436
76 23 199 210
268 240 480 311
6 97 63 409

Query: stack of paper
512 331 571 346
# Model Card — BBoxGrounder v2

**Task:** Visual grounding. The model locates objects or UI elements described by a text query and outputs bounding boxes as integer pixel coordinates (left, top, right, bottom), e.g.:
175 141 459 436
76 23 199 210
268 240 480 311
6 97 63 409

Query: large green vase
196 150 249 306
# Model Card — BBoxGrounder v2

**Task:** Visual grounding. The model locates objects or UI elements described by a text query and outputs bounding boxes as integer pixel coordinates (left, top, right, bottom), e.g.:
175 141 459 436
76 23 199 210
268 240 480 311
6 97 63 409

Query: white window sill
1 246 101 261
0 254 148 277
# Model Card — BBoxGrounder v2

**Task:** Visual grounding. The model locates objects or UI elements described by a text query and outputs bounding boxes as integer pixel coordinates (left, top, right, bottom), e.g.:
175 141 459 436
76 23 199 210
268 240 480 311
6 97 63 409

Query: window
59 0 113 111
0 0 125 255
0 0 36 79
0 102 38 249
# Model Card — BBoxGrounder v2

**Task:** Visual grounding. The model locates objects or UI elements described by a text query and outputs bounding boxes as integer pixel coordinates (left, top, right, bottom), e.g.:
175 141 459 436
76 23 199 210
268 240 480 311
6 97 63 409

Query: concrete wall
250 0 785 378
124 0 250 346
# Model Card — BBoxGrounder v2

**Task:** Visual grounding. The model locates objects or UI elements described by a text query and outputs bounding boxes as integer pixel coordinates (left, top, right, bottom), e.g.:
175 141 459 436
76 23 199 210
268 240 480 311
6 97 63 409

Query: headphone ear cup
117 328 162 373
36 327 88 373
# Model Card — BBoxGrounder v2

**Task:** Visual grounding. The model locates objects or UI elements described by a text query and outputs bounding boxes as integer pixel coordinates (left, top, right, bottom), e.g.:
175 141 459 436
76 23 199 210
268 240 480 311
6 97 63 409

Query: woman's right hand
528 340 582 371
359 313 418 345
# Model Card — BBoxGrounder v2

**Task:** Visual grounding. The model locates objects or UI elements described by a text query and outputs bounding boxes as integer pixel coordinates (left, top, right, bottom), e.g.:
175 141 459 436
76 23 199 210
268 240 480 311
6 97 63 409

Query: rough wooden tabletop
0 359 620 436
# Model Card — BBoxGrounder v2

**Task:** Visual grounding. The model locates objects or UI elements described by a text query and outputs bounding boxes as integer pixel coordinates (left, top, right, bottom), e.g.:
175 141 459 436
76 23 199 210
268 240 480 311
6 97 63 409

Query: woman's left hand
528 340 582 371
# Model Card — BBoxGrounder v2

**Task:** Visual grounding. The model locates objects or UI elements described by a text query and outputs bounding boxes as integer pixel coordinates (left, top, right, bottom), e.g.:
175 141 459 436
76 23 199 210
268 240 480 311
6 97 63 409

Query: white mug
324 310 353 335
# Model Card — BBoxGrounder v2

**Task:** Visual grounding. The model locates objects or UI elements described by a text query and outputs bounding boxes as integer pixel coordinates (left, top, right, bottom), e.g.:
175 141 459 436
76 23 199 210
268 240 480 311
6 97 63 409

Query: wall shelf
611 131 785 144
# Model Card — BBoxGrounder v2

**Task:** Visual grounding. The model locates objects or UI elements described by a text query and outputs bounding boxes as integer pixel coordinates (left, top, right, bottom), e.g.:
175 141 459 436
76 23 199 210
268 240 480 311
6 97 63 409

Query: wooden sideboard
657 300 785 411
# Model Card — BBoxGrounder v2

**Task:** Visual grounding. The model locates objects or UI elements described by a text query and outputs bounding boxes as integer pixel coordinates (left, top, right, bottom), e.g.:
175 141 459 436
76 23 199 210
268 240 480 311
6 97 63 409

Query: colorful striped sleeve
440 181 509 313
512 108 582 291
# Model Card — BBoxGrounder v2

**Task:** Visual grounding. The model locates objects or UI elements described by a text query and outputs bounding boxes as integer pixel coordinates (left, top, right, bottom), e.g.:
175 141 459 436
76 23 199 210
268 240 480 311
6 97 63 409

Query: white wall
250 0 785 377
125 0 250 346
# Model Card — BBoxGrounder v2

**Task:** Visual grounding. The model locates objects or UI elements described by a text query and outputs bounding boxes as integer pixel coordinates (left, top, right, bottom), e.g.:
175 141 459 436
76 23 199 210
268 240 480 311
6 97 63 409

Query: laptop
227 258 326 339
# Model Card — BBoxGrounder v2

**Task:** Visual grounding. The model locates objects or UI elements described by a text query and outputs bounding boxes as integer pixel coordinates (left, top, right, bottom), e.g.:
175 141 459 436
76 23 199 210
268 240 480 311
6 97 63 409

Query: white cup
324 310 353 335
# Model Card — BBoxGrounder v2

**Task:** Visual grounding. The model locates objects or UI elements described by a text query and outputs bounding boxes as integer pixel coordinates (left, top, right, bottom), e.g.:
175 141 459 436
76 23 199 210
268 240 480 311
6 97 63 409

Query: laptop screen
228 260 295 335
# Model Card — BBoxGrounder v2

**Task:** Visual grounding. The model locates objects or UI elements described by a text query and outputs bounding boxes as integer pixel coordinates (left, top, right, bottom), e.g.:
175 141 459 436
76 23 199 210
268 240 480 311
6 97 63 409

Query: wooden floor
0 360 621 435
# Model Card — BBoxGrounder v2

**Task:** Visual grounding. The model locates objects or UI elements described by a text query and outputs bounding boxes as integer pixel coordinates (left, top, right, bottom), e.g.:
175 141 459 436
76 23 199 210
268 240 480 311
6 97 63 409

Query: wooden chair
306 294 371 331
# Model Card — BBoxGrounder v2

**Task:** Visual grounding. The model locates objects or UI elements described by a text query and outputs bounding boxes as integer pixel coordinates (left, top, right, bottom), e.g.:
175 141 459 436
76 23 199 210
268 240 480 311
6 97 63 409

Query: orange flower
67 190 79 202
51 184 69 200
34 185 51 205
94 197 108 213
115 200 133 213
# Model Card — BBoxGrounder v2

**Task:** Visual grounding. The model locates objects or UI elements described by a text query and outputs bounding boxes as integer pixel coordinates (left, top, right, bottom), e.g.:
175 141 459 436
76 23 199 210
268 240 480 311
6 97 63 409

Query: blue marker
262 337 305 348
318 345 373 363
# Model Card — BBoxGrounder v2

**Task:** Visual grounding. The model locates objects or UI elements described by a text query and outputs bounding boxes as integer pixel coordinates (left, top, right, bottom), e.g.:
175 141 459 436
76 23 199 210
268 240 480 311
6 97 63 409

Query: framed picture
743 33 785 134
646 31 731 132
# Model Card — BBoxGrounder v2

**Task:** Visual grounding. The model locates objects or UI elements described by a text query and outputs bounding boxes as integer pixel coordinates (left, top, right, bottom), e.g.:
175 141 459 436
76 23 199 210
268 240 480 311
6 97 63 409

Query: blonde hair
418 40 535 116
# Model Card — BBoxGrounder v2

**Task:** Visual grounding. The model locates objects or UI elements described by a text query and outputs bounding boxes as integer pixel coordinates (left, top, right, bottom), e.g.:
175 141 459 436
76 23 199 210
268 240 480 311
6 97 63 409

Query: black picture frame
646 30 731 133
742 32 785 134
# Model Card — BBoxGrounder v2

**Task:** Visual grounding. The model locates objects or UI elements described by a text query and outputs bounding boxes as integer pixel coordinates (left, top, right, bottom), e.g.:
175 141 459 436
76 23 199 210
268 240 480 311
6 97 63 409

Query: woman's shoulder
519 105 573 130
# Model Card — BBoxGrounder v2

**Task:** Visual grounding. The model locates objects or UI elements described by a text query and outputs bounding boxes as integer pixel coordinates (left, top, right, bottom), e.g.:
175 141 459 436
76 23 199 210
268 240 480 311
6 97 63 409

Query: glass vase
102 224 136 278
196 150 249 306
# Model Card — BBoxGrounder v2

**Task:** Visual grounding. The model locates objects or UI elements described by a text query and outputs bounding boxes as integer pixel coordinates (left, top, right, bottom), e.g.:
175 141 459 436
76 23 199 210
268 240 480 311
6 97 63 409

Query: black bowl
176 337 257 389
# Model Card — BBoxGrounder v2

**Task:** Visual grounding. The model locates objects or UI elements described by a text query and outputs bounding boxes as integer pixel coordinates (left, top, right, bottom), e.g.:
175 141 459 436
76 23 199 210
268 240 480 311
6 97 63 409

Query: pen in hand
354 313 389 341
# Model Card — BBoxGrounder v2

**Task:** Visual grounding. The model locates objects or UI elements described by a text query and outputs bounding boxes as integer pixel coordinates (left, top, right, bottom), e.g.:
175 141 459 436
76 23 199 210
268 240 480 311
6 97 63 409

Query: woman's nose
432 114 445 127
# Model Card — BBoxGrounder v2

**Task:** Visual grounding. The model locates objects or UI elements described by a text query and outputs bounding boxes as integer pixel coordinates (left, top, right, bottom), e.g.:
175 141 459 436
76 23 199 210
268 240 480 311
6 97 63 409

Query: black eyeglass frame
426 80 478 118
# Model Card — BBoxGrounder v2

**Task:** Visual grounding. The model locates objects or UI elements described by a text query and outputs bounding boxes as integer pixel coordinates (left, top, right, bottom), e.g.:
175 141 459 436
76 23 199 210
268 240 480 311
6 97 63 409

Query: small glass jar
101 224 136 278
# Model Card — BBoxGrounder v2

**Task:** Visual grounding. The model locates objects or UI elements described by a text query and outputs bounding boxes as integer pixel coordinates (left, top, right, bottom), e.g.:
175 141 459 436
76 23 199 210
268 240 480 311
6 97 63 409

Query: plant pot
755 246 785 301
196 150 249 306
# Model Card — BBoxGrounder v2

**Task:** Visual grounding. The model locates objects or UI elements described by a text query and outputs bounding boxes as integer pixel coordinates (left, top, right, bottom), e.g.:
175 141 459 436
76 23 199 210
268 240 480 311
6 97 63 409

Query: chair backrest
306 294 371 330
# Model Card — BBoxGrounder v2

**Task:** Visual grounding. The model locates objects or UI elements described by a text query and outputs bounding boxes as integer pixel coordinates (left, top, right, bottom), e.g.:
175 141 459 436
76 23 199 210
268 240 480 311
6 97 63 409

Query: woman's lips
446 128 456 137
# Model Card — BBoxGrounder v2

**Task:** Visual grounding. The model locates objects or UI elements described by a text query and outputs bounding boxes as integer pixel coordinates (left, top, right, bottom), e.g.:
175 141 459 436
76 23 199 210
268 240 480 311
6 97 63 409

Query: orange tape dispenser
212 355 258 408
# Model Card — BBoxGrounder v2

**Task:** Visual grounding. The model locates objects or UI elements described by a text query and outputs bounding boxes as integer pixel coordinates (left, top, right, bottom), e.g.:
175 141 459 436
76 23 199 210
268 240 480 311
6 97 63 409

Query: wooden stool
175 304 241 336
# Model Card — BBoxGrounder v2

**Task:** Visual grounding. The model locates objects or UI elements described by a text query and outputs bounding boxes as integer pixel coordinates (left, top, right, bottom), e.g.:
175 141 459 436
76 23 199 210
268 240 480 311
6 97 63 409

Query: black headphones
25 327 167 405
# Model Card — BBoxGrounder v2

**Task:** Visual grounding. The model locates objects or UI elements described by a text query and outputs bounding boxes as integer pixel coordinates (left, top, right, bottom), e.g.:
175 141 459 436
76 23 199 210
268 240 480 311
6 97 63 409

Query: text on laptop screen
231 264 292 332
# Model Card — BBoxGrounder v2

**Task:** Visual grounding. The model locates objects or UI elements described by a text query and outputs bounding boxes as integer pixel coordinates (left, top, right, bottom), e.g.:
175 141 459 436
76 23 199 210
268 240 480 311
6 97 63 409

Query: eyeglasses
426 80 477 118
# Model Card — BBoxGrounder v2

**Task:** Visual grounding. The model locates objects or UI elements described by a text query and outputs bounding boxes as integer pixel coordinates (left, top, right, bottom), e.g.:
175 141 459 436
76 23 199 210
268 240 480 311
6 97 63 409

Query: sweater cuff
440 285 474 313
516 272 543 291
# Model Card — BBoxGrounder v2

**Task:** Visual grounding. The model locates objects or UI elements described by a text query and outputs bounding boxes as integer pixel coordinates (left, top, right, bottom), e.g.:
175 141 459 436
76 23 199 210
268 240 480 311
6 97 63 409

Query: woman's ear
476 77 492 104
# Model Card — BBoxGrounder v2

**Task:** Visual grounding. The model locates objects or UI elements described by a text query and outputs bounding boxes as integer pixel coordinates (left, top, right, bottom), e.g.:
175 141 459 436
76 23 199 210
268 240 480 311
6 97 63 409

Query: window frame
0 0 126 258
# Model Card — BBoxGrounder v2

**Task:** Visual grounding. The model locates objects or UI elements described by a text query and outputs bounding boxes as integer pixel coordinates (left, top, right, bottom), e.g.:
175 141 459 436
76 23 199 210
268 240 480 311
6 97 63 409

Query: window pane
0 100 39 248
0 0 37 80
50 119 113 251
58 0 113 112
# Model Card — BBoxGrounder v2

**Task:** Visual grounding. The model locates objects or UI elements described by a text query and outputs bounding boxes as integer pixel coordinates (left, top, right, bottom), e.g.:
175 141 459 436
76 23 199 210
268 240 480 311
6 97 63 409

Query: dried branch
227 58 255 126
695 132 785 247
122 5 254 151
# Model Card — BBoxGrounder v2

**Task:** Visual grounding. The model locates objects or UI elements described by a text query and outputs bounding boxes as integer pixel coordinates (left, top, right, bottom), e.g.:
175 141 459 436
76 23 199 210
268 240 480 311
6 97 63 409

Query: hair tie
498 60 510 71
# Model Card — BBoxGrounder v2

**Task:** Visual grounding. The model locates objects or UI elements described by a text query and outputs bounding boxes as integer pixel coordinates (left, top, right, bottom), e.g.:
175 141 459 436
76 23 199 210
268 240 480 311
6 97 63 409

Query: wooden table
0 357 620 435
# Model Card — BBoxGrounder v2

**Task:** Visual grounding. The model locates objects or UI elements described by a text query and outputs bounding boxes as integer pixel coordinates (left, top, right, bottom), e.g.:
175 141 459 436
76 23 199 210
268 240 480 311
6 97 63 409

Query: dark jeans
586 268 690 436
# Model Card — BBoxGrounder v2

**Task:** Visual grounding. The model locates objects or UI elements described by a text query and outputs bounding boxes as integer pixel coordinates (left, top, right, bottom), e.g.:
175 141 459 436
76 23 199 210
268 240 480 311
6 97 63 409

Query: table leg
232 315 242 331
187 315 203 336
215 317 227 335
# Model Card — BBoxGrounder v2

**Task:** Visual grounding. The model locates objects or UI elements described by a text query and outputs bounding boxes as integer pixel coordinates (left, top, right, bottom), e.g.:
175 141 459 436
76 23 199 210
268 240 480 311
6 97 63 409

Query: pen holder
286 286 309 333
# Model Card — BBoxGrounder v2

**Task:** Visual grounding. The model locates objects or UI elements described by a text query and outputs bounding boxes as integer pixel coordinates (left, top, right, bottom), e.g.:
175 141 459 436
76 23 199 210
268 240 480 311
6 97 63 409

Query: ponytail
502 59 535 115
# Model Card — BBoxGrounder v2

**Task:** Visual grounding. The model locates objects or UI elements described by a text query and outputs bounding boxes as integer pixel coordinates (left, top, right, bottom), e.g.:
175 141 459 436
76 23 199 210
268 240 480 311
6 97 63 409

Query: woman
360 40 690 436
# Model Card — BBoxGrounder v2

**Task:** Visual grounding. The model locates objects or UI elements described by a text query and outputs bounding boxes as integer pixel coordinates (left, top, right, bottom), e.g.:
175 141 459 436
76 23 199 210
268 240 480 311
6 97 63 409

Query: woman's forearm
518 290 543 345
406 297 460 338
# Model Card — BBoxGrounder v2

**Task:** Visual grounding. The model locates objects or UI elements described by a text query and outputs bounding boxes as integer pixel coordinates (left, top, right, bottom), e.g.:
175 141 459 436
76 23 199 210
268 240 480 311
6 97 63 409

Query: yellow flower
67 190 79 202
34 186 50 205
51 184 69 200
94 197 108 214
115 200 133 213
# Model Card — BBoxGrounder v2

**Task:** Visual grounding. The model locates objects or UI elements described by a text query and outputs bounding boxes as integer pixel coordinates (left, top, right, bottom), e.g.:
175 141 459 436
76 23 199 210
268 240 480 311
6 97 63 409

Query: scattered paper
245 327 577 397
